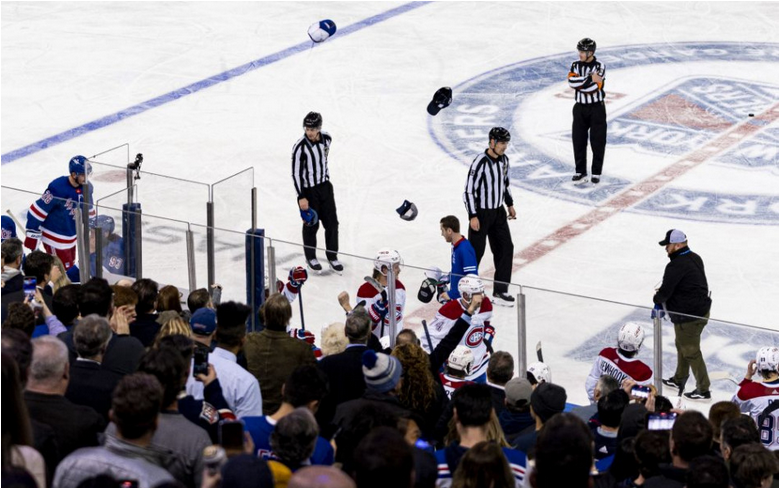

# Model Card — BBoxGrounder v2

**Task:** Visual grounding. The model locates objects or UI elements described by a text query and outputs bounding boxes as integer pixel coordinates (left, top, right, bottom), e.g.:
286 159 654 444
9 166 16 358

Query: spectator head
353 427 414 488
216 301 250 349
671 411 713 465
114 278 134 288
2 350 33 448
22 250 54 284
598 389 629 429
531 413 593 487
344 308 372 344
1 328 33 385
259 293 291 332
320 322 349 356
156 334 195 363
28 336 69 393
137 346 188 410
156 285 182 313
51 255 70 292
593 374 620 402
187 288 211 312
73 314 112 360
633 430 671 481
282 365 330 411
729 442 778 488
654 395 673 413
3 302 35 337
80 277 113 318
52 284 81 327
395 328 420 348
189 307 217 345
219 454 273 488
452 441 515 489
131 278 158 315
289 466 356 488
111 284 138 309
110 372 163 441
530 382 567 425
334 402 401 472
391 342 437 414
1 237 23 267
719 415 759 461
504 377 533 413
362 350 402 394
487 351 514 386
686 455 730 488
708 401 740 442
609 436 639 483
153 316 192 348
453 383 493 428
617 404 650 444
269 408 320 471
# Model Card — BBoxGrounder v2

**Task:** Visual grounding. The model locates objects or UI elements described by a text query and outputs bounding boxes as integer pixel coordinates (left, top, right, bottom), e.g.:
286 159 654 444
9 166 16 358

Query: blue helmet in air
69 155 92 176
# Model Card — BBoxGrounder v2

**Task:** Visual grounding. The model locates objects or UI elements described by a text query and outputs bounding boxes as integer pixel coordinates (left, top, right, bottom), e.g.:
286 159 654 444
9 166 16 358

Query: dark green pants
673 314 710 391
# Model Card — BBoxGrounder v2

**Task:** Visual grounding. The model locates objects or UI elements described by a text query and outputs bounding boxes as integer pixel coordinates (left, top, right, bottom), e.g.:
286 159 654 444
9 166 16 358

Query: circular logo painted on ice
430 42 779 225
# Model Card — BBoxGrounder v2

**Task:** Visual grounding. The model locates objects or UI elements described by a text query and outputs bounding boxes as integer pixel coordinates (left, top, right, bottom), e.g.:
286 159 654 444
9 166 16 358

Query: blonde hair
51 256 71 293
153 316 192 348
320 322 349 357
446 409 511 448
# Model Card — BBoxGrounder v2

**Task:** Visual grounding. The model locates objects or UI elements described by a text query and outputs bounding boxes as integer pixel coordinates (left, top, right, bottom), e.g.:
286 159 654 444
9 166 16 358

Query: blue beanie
362 350 402 393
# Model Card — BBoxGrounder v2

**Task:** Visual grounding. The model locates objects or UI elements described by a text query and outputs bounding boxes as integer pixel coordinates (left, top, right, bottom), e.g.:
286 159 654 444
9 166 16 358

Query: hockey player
731 347 779 451
25 155 95 271
439 345 475 399
425 274 494 382
356 248 406 338
1 216 17 242
439 215 478 302
526 361 552 387
584 322 653 401
88 215 125 276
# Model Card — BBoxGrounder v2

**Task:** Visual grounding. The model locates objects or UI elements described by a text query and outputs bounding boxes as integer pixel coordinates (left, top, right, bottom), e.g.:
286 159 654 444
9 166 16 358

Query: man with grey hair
569 374 620 425
64 314 124 420
24 336 105 464
270 408 320 472
289 465 356 488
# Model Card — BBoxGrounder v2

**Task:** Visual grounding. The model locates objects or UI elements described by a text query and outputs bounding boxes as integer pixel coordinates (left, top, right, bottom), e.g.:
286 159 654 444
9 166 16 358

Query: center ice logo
429 42 779 225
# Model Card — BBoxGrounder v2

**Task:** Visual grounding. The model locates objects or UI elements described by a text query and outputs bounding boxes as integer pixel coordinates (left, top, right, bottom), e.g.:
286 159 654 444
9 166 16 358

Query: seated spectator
643 410 713 487
3 302 35 337
153 315 192 348
435 384 526 487
529 412 593 488
353 427 415 488
498 377 534 441
452 441 515 488
630 430 671 487
511 382 567 457
719 415 760 462
270 408 320 474
392 342 446 442
487 351 514 416
64 314 123 420
24 336 105 463
2 351 46 488
289 465 356 488
244 365 333 465
729 442 778 488
185 307 263 418
707 401 740 455
686 455 730 488
53 373 175 487
592 389 629 463
571 375 619 427
320 322 349 357
106 346 211 487
36 283 81 337
129 278 160 346
731 346 779 451
246 295 316 414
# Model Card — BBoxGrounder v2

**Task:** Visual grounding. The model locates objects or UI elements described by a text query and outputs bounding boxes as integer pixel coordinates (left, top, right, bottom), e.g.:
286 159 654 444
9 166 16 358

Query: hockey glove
484 325 496 346
24 230 41 251
650 303 664 319
369 298 389 323
289 266 308 287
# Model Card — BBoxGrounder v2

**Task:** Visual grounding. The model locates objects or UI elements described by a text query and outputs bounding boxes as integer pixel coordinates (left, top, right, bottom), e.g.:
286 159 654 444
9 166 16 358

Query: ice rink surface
2 2 779 408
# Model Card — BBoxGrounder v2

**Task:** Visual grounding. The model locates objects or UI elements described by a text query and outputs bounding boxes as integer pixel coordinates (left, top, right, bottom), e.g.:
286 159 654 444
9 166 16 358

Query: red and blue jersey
26 176 95 250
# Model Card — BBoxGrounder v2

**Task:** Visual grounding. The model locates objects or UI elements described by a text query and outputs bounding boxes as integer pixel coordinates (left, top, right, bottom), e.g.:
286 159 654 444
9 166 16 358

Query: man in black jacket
653 229 712 400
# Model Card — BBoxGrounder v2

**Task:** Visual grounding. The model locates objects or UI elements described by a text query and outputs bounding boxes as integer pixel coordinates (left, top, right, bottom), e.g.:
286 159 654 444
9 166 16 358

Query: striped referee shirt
568 58 606 104
291 131 332 199
463 150 514 218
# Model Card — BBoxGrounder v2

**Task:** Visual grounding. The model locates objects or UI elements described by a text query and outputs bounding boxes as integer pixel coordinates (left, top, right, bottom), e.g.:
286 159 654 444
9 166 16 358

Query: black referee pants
572 102 607 176
301 181 339 262
468 207 514 294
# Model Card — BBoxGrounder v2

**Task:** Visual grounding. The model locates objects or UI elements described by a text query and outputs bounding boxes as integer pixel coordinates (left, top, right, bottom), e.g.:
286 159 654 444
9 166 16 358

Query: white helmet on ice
458 274 484 300
373 248 402 275
448 345 474 375
617 322 645 353
756 347 779 374
527 361 551 384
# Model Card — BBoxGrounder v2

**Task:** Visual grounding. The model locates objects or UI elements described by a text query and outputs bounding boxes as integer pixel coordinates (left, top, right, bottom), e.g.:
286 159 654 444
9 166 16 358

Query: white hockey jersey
585 347 653 400
356 279 406 337
425 297 493 381
731 378 779 451
439 372 474 400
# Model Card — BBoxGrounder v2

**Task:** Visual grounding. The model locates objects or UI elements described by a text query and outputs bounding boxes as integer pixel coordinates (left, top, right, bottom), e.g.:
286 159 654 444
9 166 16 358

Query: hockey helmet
396 200 418 221
756 347 779 373
89 215 115 235
307 19 336 43
577 38 596 52
373 248 402 275
527 361 551 384
69 155 93 177
617 322 645 353
488 127 511 143
448 345 474 374
458 274 484 300
303 111 323 129
300 208 319 227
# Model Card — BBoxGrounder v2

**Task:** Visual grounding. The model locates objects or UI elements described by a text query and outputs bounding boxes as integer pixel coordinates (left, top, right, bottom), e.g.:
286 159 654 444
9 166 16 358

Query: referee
568 38 607 185
292 111 342 272
463 127 516 305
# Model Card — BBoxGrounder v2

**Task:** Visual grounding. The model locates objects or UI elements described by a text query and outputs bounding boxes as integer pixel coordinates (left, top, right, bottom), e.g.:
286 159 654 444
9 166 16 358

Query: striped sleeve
26 187 57 232
502 158 514 207
463 156 483 218
291 139 307 199
568 61 590 89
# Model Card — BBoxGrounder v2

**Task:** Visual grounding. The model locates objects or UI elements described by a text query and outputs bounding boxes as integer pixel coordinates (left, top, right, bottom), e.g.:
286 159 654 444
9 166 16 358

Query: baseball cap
505 377 533 407
658 229 687 246
190 307 217 336
427 87 453 116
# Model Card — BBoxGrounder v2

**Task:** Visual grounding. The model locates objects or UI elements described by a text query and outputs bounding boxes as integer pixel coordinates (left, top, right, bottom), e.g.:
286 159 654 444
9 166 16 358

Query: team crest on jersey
466 327 484 347
430 42 779 224
41 190 53 204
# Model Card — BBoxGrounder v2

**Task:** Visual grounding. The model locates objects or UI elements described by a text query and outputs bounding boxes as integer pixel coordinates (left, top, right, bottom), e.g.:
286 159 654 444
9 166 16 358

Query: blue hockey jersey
447 237 478 300
89 237 125 276
26 176 95 250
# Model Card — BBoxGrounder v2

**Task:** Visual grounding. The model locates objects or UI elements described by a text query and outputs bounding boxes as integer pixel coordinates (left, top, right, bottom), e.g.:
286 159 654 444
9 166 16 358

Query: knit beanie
362 350 402 393
531 382 567 423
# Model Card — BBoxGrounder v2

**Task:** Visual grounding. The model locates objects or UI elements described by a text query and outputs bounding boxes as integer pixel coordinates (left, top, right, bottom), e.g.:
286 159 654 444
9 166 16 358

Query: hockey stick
536 341 544 363
421 320 434 352
298 288 305 333
5 209 25 232
710 371 740 385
